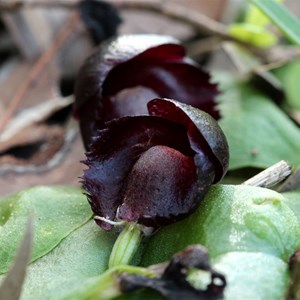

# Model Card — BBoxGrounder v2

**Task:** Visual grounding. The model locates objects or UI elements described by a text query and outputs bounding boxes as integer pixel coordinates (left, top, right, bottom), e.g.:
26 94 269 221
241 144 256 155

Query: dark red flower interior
74 35 219 149
118 145 197 227
74 38 182 116
102 61 219 120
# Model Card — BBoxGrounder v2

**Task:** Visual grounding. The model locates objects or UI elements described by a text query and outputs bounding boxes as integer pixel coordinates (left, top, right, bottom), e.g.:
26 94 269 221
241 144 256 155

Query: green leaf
140 185 300 300
245 0 284 26
188 252 288 300
283 189 300 221
0 216 33 300
273 60 300 110
0 220 117 300
228 0 284 48
210 252 288 299
141 185 300 265
228 23 277 48
216 77 300 170
0 186 93 274
246 5 272 26
2 219 150 300
249 0 300 44
1 185 299 300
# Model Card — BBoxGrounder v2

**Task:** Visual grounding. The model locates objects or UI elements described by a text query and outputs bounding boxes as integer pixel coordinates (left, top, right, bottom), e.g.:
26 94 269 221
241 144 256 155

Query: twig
0 0 229 35
0 0 78 11
242 160 292 188
264 45 300 64
0 96 74 143
1 0 236 41
0 0 264 51
251 46 300 73
185 36 223 57
0 13 79 135
289 111 300 126
116 0 229 38
119 1 300 62
277 166 300 193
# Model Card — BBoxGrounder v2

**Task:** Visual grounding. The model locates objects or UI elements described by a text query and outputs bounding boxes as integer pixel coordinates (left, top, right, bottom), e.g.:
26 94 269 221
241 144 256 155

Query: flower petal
74 35 218 148
148 98 229 182
74 35 180 115
103 61 219 120
74 35 181 148
82 116 192 230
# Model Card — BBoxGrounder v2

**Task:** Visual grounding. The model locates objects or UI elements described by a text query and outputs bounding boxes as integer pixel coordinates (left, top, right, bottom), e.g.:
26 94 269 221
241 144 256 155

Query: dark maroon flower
120 245 226 300
74 34 219 148
82 98 228 231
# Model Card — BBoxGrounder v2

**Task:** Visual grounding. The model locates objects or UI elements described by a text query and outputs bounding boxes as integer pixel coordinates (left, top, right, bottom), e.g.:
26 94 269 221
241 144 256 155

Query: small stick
0 0 229 36
277 166 300 193
0 13 79 135
0 0 78 11
116 0 229 38
242 160 292 188
0 0 261 51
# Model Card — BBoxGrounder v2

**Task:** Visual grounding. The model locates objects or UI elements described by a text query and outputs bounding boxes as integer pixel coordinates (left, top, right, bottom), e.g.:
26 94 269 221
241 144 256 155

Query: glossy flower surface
82 98 229 231
74 34 219 148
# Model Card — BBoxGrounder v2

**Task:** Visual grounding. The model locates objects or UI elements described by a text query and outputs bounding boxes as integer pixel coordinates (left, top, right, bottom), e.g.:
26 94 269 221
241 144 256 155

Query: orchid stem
108 223 142 268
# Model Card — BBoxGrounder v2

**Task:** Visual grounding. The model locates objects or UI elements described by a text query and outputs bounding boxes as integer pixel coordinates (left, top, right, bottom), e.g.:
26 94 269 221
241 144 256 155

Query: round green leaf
0 221 117 300
283 189 300 221
141 185 300 265
218 81 300 170
0 186 93 274
192 252 288 300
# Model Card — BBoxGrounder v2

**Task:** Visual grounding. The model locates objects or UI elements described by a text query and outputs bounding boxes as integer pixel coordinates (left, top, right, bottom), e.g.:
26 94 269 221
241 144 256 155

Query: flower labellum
74 34 219 148
82 98 229 231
